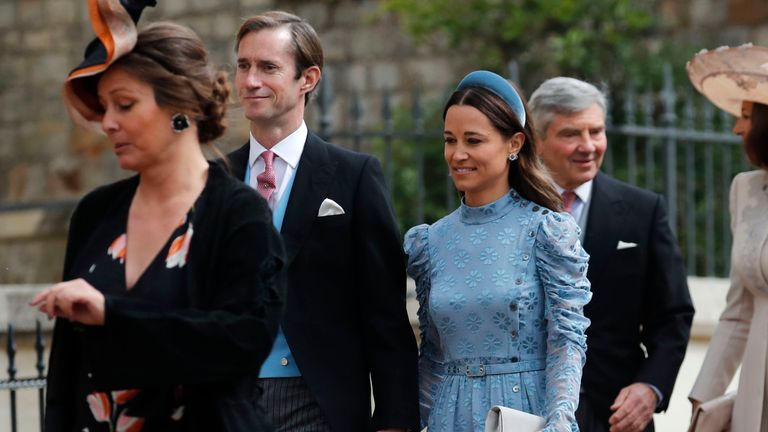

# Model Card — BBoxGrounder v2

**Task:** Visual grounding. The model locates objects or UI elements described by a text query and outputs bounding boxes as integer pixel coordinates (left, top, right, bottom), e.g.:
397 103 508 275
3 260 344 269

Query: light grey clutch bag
484 405 546 432
688 392 736 432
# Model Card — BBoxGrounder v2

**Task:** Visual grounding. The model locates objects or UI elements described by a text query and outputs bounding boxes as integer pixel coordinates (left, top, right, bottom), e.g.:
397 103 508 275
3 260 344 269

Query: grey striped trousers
258 377 333 432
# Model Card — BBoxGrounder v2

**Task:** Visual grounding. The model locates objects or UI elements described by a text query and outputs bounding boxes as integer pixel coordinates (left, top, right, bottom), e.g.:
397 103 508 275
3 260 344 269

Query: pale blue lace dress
404 189 591 432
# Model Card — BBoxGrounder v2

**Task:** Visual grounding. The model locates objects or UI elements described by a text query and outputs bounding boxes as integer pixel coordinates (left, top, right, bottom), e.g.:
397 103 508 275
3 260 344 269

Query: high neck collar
459 188 527 224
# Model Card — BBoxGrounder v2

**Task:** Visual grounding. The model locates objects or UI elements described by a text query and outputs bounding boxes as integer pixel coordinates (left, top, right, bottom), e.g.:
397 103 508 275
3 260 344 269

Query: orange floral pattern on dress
87 392 111 422
87 389 145 431
108 234 127 263
166 223 193 269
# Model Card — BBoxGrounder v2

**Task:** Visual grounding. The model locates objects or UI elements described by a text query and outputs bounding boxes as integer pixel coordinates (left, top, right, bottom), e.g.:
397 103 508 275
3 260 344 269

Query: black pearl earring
171 113 190 133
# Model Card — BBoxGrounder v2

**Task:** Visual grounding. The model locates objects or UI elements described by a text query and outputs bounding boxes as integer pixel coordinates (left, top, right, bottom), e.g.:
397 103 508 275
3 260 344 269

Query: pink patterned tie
562 190 577 214
257 150 276 201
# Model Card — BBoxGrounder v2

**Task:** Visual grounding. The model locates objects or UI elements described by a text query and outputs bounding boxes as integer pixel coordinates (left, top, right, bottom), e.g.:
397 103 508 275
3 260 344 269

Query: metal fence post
36 320 46 430
317 68 333 141
641 88 655 191
382 89 394 191
7 324 18 432
624 86 638 186
350 91 363 152
602 83 614 175
660 64 678 234
683 92 697 274
412 88 425 224
705 138 715 276
507 60 519 87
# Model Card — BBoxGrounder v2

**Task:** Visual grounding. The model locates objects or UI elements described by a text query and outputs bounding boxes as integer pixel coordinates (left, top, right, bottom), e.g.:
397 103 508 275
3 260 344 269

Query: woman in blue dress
405 71 592 432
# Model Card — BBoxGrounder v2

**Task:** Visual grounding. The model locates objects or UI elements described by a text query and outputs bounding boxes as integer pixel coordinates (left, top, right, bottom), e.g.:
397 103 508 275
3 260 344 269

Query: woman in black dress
31 2 284 431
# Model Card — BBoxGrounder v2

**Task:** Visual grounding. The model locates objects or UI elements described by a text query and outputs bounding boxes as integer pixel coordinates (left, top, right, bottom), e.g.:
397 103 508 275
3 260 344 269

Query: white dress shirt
554 180 593 241
247 121 307 210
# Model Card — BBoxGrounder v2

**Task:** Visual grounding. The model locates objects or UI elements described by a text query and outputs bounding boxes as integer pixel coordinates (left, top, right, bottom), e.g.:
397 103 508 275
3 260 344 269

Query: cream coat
690 170 768 432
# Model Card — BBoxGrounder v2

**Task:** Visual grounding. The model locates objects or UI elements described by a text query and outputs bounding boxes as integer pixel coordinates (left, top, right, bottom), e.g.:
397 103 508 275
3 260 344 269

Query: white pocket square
318 198 345 217
616 240 638 250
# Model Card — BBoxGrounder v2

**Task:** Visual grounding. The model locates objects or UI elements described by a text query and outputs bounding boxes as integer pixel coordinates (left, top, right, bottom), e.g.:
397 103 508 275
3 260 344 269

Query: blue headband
455 70 526 127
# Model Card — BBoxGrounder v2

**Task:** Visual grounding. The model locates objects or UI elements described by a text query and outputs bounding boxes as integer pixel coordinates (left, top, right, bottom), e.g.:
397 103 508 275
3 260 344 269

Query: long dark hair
746 102 768 168
443 86 562 211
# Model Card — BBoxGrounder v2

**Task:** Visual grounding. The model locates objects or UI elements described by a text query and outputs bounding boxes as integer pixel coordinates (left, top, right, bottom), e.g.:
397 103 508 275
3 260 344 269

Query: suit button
511 330 518 338
509 303 518 311
511 356 519 362
532 206 540 212
512 385 520 393
280 358 289 366
522 254 529 261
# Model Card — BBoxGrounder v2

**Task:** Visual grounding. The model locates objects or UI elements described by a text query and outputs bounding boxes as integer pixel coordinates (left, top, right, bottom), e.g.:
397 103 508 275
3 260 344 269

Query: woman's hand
30 278 106 325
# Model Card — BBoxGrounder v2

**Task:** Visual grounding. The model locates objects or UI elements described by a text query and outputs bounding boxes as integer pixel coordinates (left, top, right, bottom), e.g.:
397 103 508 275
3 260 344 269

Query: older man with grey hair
529 77 694 432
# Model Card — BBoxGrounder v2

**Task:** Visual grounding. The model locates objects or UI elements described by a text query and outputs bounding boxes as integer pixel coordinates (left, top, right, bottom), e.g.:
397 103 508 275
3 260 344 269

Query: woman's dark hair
443 86 562 211
110 22 230 144
746 102 768 167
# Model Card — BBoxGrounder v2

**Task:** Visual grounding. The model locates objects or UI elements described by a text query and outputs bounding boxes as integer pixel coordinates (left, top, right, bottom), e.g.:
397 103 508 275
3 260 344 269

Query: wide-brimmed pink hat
62 0 156 131
687 43 768 117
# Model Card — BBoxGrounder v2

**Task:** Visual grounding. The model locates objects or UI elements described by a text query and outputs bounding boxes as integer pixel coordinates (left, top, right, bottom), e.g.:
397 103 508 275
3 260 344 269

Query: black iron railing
1 321 47 432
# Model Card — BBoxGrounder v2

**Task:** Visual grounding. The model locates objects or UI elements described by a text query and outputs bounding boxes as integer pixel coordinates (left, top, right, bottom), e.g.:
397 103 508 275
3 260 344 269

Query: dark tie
562 190 577 215
257 150 276 201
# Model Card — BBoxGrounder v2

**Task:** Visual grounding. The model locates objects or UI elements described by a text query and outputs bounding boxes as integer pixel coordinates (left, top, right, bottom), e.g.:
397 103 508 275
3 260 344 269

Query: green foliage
369 96 453 233
373 0 745 276
380 0 658 87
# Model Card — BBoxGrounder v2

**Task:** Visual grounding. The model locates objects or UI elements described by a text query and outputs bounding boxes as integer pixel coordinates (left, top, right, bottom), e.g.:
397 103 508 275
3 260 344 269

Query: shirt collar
248 121 307 169
554 179 593 204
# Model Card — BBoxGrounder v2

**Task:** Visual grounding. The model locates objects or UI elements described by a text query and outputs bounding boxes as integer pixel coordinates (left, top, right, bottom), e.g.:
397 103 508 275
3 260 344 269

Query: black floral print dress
72 201 197 431
44 163 284 432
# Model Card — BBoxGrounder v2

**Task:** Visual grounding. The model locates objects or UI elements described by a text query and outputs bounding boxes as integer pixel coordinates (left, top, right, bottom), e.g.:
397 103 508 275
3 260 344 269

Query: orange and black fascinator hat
62 0 156 131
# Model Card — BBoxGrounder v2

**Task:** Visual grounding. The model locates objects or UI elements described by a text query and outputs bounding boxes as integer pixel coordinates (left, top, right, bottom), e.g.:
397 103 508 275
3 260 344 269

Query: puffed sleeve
534 212 592 432
404 224 443 427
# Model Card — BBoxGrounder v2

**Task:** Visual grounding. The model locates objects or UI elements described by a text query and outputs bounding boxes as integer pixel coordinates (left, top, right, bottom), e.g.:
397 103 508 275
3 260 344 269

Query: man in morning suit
529 77 694 432
226 11 419 432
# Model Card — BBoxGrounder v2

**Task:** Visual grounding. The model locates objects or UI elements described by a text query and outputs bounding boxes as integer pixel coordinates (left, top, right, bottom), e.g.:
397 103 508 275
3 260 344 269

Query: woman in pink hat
30 2 283 431
687 44 768 432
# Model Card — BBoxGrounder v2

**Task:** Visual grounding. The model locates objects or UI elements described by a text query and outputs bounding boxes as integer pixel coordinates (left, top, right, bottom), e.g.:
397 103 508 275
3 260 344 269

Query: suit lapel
584 172 625 262
227 141 250 181
281 133 338 264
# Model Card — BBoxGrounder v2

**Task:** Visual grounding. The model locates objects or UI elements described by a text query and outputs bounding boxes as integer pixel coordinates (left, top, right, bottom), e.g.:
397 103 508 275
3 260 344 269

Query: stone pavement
652 277 740 432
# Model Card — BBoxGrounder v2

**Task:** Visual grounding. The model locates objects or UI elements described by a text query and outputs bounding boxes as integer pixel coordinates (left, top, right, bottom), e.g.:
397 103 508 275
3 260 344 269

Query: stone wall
0 0 463 283
663 0 768 45
0 0 460 205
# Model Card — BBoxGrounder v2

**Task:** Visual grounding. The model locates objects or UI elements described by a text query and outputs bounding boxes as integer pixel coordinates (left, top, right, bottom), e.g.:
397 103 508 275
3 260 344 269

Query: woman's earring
508 152 518 162
171 113 190 133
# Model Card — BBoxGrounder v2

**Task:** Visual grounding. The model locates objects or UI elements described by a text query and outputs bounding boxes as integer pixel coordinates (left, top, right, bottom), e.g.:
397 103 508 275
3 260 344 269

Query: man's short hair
529 77 607 139
236 11 324 105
